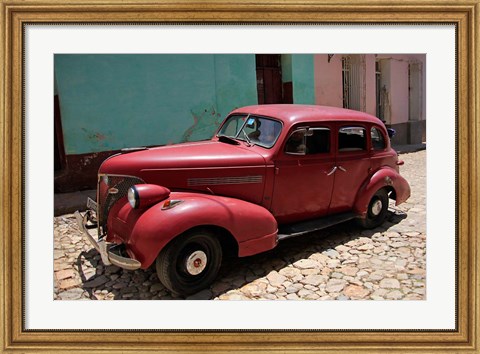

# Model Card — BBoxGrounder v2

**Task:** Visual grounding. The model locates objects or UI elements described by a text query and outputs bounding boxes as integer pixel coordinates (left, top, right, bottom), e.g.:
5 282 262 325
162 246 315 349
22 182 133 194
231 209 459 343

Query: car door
270 124 336 224
329 124 372 214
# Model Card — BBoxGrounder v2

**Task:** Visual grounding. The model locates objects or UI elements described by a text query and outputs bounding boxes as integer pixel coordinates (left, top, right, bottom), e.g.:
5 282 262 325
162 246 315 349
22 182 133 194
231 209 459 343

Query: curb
393 143 426 154
54 189 96 216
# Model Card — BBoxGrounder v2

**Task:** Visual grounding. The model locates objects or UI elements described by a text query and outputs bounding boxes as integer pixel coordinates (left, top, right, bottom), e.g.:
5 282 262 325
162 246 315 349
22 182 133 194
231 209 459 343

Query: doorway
54 95 66 171
255 54 283 104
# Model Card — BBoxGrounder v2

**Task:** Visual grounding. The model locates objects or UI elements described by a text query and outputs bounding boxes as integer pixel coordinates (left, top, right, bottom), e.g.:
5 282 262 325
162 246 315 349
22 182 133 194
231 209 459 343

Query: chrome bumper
74 210 141 271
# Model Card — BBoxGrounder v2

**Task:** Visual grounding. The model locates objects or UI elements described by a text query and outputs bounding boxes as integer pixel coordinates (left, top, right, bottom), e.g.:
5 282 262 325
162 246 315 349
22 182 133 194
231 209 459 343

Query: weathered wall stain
379 86 391 123
182 106 223 142
81 128 107 142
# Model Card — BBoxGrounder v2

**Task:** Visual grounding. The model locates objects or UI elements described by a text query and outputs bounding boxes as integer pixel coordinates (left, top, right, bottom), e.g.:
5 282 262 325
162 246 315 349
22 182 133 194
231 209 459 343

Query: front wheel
358 188 389 229
156 230 222 296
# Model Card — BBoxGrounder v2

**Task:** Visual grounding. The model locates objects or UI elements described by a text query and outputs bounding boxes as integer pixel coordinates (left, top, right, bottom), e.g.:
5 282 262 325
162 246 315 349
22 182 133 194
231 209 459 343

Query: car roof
230 104 383 126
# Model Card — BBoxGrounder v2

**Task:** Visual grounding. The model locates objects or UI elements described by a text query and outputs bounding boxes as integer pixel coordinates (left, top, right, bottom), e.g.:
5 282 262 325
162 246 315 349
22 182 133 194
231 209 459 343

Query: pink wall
313 54 426 126
377 55 409 124
314 55 343 108
377 54 426 124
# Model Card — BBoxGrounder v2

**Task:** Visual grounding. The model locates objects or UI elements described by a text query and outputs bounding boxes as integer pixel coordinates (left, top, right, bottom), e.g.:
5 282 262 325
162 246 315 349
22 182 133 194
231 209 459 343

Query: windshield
217 114 282 148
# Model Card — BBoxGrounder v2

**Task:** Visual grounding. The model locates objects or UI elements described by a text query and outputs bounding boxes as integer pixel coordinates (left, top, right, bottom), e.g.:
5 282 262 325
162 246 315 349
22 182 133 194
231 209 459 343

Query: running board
277 212 357 241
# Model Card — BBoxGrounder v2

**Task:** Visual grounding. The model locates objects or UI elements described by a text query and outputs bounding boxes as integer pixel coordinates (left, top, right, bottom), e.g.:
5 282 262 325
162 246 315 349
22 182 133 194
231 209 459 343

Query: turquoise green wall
279 54 315 104
54 54 257 155
291 55 315 104
280 55 293 83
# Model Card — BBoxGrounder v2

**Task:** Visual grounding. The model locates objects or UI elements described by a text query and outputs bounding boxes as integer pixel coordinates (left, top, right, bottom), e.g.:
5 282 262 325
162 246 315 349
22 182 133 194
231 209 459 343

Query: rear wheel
358 188 389 229
156 230 222 296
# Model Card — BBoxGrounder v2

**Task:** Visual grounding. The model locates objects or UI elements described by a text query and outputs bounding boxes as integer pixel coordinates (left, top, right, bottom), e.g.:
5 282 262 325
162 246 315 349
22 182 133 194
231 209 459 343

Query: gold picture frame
1 0 478 352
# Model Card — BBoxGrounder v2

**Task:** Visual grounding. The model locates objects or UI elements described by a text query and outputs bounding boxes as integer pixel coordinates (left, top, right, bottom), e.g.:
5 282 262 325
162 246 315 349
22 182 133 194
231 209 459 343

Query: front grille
97 175 145 236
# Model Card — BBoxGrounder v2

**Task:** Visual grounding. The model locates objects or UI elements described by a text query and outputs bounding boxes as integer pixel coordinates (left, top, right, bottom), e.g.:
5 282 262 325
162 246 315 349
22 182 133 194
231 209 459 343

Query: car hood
99 140 266 176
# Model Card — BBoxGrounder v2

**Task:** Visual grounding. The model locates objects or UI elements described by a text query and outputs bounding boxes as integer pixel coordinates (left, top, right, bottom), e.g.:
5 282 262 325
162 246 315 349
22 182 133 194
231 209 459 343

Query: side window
338 126 366 151
285 128 330 155
306 128 330 154
285 129 307 155
371 127 386 150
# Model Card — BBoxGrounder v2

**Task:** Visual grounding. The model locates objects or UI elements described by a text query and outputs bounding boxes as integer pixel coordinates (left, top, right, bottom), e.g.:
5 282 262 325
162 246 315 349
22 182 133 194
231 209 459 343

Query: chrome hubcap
371 199 383 216
185 250 207 275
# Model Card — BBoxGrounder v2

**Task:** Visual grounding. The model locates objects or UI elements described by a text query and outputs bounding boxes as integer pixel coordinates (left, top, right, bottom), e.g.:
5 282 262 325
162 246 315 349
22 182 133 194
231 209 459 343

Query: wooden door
256 54 283 104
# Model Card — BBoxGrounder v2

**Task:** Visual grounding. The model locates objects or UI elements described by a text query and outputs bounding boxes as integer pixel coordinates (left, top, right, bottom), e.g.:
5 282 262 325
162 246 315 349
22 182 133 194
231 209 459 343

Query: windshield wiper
241 129 253 146
234 114 254 147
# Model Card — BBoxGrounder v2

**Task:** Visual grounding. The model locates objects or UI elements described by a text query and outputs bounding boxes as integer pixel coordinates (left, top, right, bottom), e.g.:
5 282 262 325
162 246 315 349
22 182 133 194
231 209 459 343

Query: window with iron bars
342 57 351 109
342 56 362 111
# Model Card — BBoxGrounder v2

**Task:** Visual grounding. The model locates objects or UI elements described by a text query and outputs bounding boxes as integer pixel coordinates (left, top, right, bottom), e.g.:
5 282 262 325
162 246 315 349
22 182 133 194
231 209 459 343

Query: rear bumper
74 210 141 271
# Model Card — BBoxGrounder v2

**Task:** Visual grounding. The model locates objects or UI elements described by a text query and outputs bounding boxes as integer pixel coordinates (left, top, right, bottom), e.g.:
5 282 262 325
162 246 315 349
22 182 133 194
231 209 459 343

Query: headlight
127 184 170 209
127 186 139 209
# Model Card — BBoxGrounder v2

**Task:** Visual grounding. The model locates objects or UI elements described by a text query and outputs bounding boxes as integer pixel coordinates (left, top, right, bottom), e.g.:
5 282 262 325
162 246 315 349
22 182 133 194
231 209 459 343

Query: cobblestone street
54 150 426 301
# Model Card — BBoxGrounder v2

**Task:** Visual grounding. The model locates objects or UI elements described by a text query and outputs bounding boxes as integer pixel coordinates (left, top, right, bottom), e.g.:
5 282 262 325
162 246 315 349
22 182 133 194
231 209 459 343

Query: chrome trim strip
141 165 266 172
187 175 262 186
97 173 146 179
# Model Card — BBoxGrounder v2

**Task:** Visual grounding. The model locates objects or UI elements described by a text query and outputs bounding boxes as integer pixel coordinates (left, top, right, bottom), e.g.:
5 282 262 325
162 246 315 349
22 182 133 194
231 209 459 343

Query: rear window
371 127 386 150
338 126 366 151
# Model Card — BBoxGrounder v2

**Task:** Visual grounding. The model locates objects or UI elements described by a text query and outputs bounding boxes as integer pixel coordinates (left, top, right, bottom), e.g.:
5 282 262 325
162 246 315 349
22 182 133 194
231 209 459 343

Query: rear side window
338 126 366 151
371 127 386 150
306 128 330 154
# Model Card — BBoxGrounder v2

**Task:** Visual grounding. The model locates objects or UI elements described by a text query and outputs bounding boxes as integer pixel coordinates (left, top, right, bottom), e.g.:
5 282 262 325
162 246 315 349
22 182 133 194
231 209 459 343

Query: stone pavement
53 150 426 301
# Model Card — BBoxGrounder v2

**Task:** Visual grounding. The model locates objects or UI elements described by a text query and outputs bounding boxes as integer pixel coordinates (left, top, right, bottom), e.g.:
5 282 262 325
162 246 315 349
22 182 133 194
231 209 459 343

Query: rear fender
353 167 411 217
108 192 278 268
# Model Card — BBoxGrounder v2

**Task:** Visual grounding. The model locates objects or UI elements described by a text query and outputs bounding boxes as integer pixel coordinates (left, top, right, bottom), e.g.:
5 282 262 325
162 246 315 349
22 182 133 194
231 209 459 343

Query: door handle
338 165 347 172
326 166 337 176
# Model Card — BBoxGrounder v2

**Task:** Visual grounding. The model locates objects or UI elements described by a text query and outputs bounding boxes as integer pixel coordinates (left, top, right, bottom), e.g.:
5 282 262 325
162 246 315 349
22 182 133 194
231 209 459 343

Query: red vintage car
76 104 410 296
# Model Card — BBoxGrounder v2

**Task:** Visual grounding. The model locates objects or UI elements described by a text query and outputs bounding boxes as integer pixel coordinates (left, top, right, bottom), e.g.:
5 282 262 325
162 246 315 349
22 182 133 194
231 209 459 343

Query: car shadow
77 209 407 300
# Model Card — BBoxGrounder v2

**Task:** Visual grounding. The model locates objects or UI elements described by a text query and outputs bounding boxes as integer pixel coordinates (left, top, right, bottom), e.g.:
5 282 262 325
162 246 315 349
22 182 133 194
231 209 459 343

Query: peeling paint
82 153 98 166
82 128 108 142
182 106 223 142
380 86 392 124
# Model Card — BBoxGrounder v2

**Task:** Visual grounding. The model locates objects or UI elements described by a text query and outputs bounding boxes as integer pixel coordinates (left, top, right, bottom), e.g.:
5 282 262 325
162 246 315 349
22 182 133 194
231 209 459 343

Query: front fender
353 167 411 217
107 192 278 268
